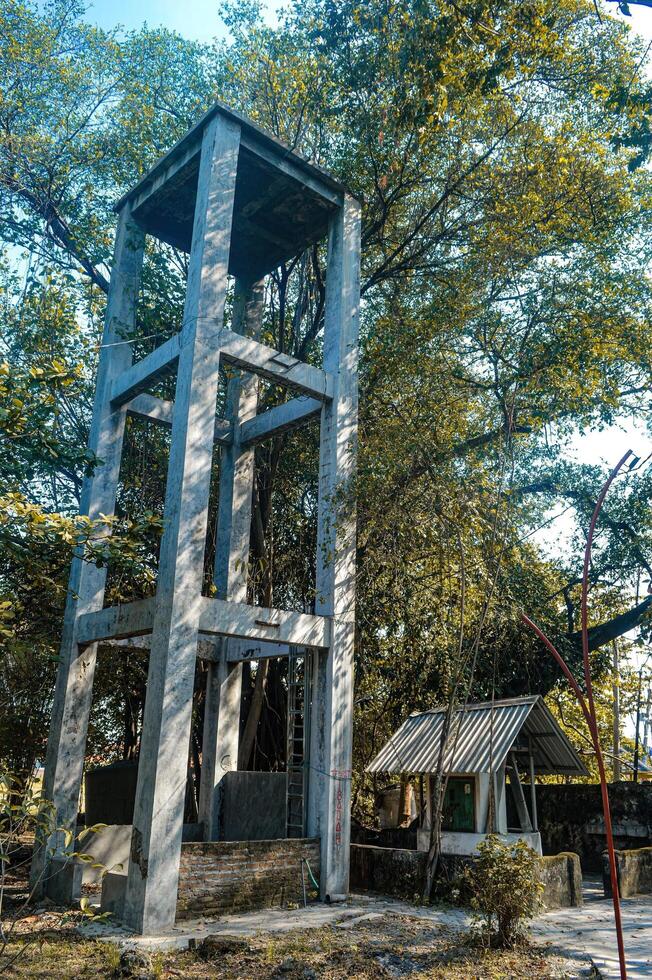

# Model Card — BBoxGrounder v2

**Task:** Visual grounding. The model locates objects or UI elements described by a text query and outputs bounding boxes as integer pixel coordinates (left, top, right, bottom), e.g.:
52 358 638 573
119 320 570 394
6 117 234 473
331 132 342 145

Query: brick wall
176 838 320 919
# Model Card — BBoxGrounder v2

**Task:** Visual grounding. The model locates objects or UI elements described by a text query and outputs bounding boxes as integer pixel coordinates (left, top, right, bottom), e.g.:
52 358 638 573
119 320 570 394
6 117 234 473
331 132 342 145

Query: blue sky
82 0 652 45
84 0 284 41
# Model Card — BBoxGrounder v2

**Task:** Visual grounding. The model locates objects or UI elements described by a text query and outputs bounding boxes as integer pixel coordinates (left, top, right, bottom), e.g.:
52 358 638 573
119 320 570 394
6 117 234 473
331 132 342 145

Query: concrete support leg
308 196 360 900
122 114 240 934
199 652 243 839
31 207 144 898
199 278 264 841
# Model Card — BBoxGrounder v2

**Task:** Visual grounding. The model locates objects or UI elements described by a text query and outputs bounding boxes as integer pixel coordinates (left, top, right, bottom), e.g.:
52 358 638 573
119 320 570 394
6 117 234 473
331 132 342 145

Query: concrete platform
530 876 652 979
80 894 470 952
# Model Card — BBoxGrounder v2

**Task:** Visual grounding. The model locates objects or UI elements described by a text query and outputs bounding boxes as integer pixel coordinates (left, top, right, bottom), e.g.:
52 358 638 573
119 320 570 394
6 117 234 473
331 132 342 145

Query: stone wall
350 843 426 900
350 843 582 909
537 783 652 871
604 846 652 898
176 838 320 919
351 824 417 850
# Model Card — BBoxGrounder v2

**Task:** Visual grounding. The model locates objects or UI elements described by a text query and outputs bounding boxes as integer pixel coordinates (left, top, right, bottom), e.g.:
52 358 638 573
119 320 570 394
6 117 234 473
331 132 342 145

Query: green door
441 777 475 832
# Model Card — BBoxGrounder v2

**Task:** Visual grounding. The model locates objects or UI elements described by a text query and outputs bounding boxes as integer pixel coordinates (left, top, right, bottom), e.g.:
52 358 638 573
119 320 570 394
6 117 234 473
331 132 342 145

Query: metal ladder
286 648 311 837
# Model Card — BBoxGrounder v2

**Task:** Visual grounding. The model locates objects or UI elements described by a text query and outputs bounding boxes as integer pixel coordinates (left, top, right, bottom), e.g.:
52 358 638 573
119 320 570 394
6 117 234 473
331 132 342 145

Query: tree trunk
238 659 269 770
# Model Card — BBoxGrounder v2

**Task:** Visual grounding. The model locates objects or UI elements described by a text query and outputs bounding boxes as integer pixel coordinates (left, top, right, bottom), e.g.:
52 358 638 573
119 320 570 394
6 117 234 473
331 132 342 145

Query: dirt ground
0 844 595 979
0 905 597 979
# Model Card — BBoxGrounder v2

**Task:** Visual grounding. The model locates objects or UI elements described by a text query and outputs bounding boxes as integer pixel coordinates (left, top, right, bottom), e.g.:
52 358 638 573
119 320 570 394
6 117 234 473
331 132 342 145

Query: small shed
367 695 588 856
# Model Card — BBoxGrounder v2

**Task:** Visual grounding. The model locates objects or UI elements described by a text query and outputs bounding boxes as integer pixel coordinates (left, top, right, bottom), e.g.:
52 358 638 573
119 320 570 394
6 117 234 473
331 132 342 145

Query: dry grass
0 907 594 979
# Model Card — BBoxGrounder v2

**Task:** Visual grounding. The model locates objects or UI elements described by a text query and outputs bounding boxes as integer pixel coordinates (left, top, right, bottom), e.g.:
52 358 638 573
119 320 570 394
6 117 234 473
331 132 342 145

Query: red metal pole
521 615 592 727
580 451 631 980
522 451 632 980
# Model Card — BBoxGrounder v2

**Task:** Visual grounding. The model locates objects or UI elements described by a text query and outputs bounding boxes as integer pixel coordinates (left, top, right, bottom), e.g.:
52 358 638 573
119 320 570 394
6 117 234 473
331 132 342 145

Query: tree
0 0 650 800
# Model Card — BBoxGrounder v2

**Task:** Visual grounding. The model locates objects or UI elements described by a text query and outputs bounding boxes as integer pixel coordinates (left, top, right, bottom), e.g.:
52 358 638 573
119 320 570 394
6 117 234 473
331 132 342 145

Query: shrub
463 835 544 947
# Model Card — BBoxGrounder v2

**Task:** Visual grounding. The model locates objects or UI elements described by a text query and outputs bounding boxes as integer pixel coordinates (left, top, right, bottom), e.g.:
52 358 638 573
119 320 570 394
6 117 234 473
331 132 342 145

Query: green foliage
0 0 650 786
464 835 544 947
0 770 110 971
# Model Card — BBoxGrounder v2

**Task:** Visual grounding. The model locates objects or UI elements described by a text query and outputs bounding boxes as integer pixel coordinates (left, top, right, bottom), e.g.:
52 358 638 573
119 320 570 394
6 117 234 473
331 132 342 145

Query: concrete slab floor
530 878 652 980
79 894 470 952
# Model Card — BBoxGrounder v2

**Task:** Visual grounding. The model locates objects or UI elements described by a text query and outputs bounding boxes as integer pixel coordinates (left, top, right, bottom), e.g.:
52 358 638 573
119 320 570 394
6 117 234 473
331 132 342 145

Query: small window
441 777 475 832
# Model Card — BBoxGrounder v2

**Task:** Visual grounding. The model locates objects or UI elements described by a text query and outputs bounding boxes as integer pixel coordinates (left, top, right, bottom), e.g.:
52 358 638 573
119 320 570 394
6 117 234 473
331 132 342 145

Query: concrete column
123 113 240 934
307 195 360 900
31 206 144 898
198 277 264 840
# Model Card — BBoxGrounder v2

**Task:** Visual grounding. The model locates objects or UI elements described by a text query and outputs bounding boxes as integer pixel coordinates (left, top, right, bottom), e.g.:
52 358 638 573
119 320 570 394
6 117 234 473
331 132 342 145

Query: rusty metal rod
522 450 632 980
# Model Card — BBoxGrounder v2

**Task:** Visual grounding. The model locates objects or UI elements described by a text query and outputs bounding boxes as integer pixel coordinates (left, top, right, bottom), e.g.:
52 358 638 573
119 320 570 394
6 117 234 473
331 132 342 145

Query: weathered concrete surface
604 846 652 898
351 842 583 910
87 873 652 978
540 852 583 910
199 277 263 842
123 113 241 935
84 762 138 825
78 824 131 884
176 838 320 918
220 771 287 841
82 892 593 979
537 782 652 870
101 872 128 918
531 878 652 979
45 856 82 904
308 196 361 902
43 104 361 937
81 893 471 952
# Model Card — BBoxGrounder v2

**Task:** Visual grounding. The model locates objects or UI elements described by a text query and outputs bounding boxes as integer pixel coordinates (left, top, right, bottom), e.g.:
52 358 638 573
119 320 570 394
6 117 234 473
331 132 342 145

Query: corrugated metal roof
366 696 588 777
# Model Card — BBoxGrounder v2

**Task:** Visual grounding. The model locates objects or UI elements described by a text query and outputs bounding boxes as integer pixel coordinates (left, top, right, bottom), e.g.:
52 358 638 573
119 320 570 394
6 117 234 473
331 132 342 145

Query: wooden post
31 206 144 897
508 752 533 833
199 277 264 840
123 114 240 934
528 742 538 832
308 195 360 900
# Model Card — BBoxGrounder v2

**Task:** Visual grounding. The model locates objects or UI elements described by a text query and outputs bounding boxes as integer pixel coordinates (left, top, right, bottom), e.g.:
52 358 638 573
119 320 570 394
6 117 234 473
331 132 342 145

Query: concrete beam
130 135 203 216
126 393 174 426
101 634 221 662
110 333 181 406
239 131 342 207
126 393 233 446
84 607 314 655
220 329 333 400
76 598 155 645
198 597 330 649
239 395 322 447
226 640 291 662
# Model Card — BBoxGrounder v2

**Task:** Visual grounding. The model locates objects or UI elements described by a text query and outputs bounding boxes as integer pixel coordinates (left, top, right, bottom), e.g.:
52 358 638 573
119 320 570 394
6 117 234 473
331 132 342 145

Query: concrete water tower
32 103 360 934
